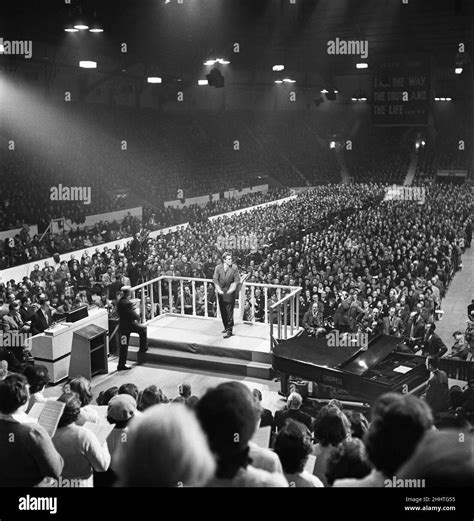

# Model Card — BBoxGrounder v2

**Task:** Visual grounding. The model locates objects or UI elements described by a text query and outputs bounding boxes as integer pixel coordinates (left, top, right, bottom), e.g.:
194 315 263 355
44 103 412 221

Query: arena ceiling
1 0 473 80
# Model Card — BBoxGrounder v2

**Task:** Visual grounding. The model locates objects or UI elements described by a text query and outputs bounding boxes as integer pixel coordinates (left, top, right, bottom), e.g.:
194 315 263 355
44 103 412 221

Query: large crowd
1 369 473 487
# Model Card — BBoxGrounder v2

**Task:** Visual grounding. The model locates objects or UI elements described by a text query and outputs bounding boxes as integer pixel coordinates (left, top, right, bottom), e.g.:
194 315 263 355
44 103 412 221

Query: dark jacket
30 308 53 335
425 370 449 414
274 408 313 432
117 296 140 332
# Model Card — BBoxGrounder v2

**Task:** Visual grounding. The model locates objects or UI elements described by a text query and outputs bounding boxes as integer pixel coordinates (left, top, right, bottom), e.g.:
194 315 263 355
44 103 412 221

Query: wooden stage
128 314 301 380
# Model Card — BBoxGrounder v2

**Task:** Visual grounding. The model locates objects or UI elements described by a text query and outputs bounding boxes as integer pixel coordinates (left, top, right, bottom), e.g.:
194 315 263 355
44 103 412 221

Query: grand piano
272 334 430 404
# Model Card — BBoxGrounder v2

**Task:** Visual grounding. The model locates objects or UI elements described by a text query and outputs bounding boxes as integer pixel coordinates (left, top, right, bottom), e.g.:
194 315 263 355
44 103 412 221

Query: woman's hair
398 429 474 487
23 364 50 394
57 392 82 428
196 382 259 479
118 383 139 401
0 374 29 414
97 386 119 406
313 405 350 447
115 404 216 487
364 395 433 477
346 411 370 440
66 377 93 406
274 420 313 475
137 385 166 411
325 438 372 486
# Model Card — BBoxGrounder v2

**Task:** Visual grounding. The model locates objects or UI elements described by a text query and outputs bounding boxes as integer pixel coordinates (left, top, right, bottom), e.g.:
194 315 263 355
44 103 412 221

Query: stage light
321 89 328 94
216 59 230 65
330 141 336 149
445 97 452 101
356 63 368 69
198 79 208 85
434 97 440 101
274 80 283 84
351 97 357 101
204 59 216 66
79 61 97 68
65 25 79 32
74 23 89 30
147 77 162 83
360 97 367 101
439 97 446 101
421 140 426 146
273 65 284 71
334 90 339 94
282 78 295 83
455 67 463 74
89 24 104 33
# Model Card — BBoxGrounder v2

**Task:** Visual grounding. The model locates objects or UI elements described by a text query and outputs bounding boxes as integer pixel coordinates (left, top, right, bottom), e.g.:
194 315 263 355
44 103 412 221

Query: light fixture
89 23 104 33
74 23 89 30
359 97 367 101
356 63 368 69
273 65 285 71
198 79 208 85
274 80 283 84
147 77 162 84
445 97 452 101
65 25 79 32
321 89 328 94
216 59 230 65
455 67 463 74
330 141 336 149
334 90 339 94
282 78 296 83
79 61 97 68
203 59 216 66
351 97 357 101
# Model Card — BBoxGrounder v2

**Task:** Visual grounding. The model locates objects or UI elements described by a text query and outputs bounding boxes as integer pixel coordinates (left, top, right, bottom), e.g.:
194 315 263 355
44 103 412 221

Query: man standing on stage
117 286 148 370
213 252 240 338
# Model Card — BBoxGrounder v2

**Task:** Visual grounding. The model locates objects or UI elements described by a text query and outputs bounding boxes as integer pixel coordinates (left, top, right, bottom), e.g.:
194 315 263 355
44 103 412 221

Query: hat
107 394 137 422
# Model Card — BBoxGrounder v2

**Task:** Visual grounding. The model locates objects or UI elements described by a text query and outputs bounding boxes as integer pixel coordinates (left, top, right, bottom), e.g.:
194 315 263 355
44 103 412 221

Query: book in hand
28 401 66 437
83 421 115 445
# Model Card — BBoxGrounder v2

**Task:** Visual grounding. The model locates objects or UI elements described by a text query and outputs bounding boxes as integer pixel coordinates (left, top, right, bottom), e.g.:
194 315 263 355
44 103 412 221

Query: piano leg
278 373 289 396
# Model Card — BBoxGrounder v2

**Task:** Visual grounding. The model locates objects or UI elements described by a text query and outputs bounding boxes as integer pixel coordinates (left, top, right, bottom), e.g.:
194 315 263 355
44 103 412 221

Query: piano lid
339 335 402 376
272 336 360 370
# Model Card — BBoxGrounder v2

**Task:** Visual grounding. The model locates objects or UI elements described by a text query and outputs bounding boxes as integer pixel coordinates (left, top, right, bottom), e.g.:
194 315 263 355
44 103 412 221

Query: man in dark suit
117 286 147 371
274 392 313 432
213 252 240 338
30 297 54 335
423 356 449 415
302 302 325 337
419 323 448 357
382 307 404 337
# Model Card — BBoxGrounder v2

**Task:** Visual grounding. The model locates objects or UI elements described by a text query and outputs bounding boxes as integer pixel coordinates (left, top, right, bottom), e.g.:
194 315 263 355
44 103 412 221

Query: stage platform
128 314 301 380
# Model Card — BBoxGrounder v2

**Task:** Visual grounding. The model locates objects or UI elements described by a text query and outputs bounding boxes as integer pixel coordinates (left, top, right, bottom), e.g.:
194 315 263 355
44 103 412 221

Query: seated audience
274 392 312 432
115 404 215 487
252 388 274 429
274 420 323 487
345 411 370 440
337 394 433 487
137 385 168 412
326 439 372 486
312 405 351 486
23 364 50 413
65 377 100 425
196 382 288 487
52 393 111 487
96 386 119 406
0 374 63 486
398 430 474 487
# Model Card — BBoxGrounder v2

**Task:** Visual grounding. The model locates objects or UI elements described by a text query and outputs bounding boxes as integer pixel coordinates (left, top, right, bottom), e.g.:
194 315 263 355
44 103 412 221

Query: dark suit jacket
422 333 448 357
213 264 240 303
382 316 403 336
117 297 140 332
274 408 313 432
425 370 449 414
260 408 274 429
31 309 53 335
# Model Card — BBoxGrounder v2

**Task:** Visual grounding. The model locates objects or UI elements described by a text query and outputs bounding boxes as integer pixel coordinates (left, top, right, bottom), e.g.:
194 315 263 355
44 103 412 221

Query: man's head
222 252 232 267
426 356 440 372
287 392 303 410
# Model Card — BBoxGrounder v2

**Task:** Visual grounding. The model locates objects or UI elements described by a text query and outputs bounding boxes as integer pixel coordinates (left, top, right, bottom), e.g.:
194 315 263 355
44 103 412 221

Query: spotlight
330 141 336 149
147 77 162 83
273 65 285 71
79 61 97 68
455 67 463 74
321 89 328 94
356 63 368 69
216 58 230 65
65 24 79 32
74 23 89 30
274 80 283 84
445 97 452 101
351 97 358 101
359 97 367 101
89 23 104 33
282 78 295 83
198 79 208 85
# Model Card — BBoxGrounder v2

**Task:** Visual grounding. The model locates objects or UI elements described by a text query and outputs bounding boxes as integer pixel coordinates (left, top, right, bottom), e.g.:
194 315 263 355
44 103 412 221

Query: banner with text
372 55 431 126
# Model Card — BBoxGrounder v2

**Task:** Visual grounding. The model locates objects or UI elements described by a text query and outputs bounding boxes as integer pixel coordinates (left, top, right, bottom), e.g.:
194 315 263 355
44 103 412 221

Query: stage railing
268 286 302 346
131 275 220 324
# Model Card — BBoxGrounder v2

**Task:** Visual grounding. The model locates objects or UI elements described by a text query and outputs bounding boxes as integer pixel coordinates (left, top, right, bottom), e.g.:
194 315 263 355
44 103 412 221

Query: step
128 345 275 380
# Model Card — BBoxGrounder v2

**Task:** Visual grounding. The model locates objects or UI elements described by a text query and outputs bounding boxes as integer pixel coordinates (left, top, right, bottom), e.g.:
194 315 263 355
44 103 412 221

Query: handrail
269 287 302 345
